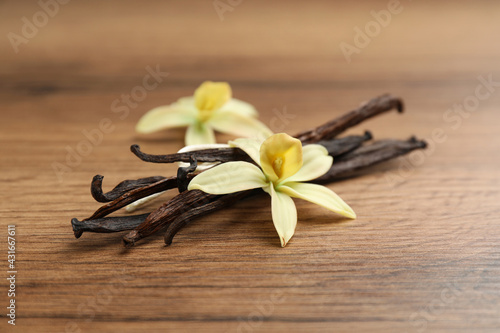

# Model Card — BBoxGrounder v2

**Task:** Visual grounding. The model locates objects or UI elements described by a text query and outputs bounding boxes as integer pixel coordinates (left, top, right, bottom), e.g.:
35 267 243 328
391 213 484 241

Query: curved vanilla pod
295 94 403 143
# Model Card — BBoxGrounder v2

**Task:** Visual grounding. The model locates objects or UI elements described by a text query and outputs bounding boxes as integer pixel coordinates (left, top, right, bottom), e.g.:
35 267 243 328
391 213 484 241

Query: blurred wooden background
1 0 499 332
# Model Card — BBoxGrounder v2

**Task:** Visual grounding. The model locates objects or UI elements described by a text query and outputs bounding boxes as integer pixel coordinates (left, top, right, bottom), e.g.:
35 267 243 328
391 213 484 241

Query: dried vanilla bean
295 94 403 143
122 190 220 246
315 137 427 182
91 175 166 203
316 131 372 157
85 177 179 220
72 213 150 238
176 156 198 192
164 190 257 246
131 133 372 167
131 144 253 164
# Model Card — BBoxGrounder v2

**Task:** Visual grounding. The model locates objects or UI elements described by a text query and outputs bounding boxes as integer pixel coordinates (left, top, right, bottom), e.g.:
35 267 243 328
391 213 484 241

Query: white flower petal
178 144 230 152
125 191 166 212
219 98 258 117
185 123 216 146
176 96 195 105
228 137 263 165
283 144 333 183
278 182 356 219
136 105 196 134
208 111 273 141
177 144 230 171
266 185 297 247
188 161 267 194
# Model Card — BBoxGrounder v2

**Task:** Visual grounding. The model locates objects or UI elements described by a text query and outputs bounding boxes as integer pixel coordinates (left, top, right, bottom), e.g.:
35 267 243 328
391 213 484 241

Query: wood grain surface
1 1 499 332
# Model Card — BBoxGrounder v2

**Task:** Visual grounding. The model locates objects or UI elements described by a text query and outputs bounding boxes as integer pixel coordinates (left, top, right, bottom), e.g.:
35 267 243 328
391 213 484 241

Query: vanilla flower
136 81 273 145
188 133 356 247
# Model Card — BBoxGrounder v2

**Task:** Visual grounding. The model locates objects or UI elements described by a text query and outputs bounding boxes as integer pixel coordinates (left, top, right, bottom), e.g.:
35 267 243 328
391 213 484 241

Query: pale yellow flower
136 81 273 145
188 133 356 247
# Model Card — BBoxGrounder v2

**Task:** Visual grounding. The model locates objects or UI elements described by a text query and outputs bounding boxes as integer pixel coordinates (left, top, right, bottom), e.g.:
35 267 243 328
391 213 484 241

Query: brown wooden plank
1 0 499 332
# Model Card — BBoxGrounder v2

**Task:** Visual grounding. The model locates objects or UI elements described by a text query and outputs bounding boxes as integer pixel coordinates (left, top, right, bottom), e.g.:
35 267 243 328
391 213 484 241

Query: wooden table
1 1 499 332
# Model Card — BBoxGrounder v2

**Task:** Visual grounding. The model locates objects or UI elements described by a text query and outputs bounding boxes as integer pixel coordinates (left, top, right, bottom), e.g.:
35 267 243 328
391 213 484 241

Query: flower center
260 133 303 183
272 156 284 178
198 109 213 122
194 81 231 122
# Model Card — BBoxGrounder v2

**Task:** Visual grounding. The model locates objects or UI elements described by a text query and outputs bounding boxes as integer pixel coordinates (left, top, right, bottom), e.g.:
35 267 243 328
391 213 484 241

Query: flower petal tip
135 122 152 134
343 208 357 219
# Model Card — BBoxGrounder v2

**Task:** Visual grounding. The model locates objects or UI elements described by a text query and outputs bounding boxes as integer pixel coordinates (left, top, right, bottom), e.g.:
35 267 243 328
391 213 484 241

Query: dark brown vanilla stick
316 131 372 157
91 175 166 203
163 190 257 246
295 94 403 143
84 159 199 223
314 137 427 182
72 213 150 238
176 157 198 192
85 177 179 220
131 144 253 164
122 190 219 247
131 132 372 166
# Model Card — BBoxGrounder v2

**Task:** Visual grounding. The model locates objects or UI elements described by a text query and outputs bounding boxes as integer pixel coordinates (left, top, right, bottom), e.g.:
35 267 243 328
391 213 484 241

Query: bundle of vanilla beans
71 94 427 247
